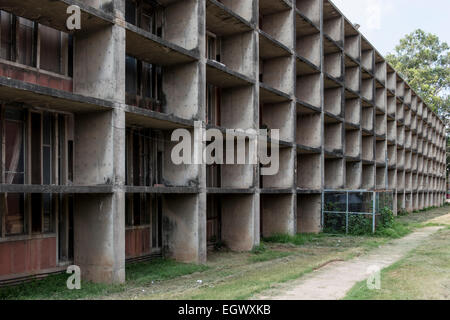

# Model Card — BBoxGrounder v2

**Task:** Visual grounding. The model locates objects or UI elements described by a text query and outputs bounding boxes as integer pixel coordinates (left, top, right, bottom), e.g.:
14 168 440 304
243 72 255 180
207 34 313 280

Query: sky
331 0 450 56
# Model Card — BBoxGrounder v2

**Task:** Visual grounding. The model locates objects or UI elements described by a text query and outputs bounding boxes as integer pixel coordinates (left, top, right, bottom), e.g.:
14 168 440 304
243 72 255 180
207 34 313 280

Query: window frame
0 10 72 78
0 105 74 239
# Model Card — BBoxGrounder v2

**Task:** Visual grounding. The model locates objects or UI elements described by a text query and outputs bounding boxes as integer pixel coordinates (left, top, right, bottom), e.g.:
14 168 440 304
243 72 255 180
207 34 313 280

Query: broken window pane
43 112 52 185
4 109 25 185
126 55 138 96
31 193 42 233
43 194 53 233
39 24 62 74
0 11 13 61
5 193 25 235
125 0 137 25
17 17 35 66
31 112 42 185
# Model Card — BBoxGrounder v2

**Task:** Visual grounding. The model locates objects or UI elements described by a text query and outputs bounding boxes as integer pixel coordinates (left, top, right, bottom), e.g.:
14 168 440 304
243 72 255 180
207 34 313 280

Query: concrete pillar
72 7 126 283
221 194 259 251
163 194 206 263
73 109 126 283
298 194 322 233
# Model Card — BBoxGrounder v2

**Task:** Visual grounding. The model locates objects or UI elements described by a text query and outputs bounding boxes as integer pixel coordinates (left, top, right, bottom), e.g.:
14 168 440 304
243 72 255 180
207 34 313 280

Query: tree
386 29 450 125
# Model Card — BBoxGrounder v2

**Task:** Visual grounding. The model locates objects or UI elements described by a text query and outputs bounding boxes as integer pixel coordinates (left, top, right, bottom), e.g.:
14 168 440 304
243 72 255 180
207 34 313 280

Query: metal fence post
372 191 376 234
321 192 325 230
346 191 349 234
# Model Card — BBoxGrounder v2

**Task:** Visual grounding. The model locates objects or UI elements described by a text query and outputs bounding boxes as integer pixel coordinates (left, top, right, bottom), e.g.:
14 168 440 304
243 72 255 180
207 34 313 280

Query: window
125 193 162 249
39 24 62 74
207 195 221 245
206 84 220 125
5 193 25 235
126 0 164 37
17 17 36 67
125 55 163 109
0 11 71 76
125 193 152 227
0 11 13 61
1 105 73 239
126 128 163 186
4 108 25 185
206 32 221 62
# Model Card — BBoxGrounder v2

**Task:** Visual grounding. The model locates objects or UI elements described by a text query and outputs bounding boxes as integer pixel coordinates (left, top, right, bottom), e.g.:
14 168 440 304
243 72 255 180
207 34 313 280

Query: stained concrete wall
221 194 259 251
297 194 321 233
74 194 125 283
297 33 321 66
261 194 295 237
163 194 206 263
297 153 322 190
297 113 322 148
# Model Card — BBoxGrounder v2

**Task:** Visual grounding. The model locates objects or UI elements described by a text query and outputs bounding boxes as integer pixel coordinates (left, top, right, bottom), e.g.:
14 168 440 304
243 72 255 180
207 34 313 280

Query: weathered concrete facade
0 0 446 284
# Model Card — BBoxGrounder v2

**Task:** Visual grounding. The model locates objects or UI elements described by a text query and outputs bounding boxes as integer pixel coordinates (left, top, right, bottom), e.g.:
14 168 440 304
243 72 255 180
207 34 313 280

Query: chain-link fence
322 191 394 234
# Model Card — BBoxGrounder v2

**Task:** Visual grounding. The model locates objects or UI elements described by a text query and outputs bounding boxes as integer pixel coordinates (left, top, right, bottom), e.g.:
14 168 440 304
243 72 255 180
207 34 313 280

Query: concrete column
221 194 259 251
163 194 206 263
72 8 126 283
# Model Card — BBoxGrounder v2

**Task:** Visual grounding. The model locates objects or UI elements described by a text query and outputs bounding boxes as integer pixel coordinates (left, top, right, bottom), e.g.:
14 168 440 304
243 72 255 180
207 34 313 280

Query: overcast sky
331 0 450 56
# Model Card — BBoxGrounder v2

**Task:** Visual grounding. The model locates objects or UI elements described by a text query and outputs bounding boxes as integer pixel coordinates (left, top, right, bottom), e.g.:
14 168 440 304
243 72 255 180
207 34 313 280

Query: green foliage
251 243 267 254
348 214 373 235
386 29 449 121
380 207 395 228
375 207 411 239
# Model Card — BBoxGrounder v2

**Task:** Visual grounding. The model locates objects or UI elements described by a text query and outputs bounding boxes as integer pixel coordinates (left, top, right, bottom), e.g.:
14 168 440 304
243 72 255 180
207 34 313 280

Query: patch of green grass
248 250 293 263
0 259 208 300
263 233 327 246
250 243 267 254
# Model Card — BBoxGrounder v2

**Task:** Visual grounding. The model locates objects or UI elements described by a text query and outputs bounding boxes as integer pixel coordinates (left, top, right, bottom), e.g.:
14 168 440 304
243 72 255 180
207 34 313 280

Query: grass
248 251 293 263
344 227 450 300
263 233 328 246
0 259 208 300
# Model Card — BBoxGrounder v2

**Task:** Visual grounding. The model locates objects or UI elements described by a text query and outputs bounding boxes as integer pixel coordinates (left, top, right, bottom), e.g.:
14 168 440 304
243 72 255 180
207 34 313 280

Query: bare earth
255 226 444 300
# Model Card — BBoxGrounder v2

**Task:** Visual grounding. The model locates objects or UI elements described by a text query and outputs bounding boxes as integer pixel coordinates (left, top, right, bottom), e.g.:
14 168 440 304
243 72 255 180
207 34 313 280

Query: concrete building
0 0 446 284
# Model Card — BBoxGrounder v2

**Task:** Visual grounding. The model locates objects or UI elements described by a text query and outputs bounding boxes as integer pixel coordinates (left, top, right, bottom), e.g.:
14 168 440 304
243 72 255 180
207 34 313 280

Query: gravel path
256 226 443 300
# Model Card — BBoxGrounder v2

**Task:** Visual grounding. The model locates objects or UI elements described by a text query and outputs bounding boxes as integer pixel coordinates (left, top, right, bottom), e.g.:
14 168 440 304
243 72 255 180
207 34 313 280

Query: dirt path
255 226 444 300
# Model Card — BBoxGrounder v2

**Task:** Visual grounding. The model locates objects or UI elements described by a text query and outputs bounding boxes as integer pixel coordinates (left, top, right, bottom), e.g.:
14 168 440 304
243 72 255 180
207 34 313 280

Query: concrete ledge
296 55 321 75
0 184 114 194
206 0 253 36
260 188 294 194
259 31 292 60
206 60 255 88
260 83 292 103
296 99 321 114
206 188 256 194
125 24 199 66
0 0 114 34
295 7 320 29
124 186 199 194
297 144 322 154
260 0 292 15
0 76 114 112
124 104 195 129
